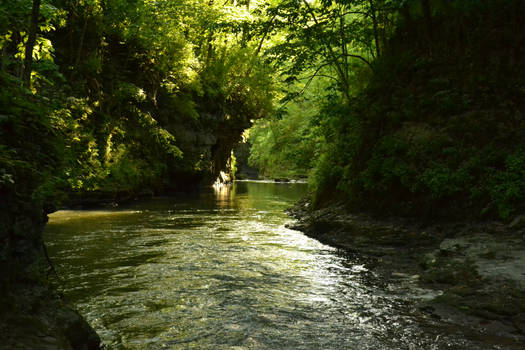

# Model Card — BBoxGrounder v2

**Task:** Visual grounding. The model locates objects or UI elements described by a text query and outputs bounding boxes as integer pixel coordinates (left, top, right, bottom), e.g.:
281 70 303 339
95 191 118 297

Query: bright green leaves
137 111 183 159
247 77 327 180
262 0 388 103
47 0 278 192
201 45 274 120
0 0 65 89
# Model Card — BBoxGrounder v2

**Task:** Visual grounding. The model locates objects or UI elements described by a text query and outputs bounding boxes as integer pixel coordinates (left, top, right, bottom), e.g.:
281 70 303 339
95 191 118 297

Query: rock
439 238 469 253
0 284 101 350
512 314 525 333
287 198 525 345
1 195 101 350
419 252 438 269
59 307 101 350
475 250 525 289
509 214 525 228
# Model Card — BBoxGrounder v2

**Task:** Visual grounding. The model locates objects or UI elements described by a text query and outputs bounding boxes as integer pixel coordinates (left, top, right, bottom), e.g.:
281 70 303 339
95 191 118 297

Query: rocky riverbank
0 196 101 350
0 283 101 350
287 199 525 348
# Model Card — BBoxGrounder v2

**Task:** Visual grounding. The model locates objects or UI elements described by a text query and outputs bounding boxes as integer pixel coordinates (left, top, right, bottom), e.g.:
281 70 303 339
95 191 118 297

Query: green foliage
0 71 61 204
200 45 274 120
1 0 277 203
299 0 525 220
2 0 524 223
248 93 322 179
488 150 525 220
308 100 363 203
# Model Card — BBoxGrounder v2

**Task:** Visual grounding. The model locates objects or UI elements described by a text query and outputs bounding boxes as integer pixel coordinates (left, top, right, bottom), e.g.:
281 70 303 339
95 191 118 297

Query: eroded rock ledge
0 284 100 350
287 199 525 348
0 197 101 350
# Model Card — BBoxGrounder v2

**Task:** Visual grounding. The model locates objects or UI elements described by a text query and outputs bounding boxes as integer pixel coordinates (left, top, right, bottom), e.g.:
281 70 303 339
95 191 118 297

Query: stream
45 181 500 349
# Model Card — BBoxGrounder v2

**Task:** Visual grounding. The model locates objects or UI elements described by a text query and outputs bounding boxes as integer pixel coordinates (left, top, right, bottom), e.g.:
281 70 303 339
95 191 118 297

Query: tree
22 0 41 87
261 0 402 103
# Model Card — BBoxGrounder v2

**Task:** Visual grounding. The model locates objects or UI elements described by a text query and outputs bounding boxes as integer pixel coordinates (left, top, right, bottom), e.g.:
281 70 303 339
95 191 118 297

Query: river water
45 181 501 349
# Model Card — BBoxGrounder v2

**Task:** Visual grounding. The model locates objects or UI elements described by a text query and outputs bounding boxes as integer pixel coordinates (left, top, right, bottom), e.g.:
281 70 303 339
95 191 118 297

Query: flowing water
45 181 501 349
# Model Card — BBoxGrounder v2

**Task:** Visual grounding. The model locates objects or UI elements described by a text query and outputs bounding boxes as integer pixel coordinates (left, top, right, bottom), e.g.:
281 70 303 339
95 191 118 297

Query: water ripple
45 182 500 349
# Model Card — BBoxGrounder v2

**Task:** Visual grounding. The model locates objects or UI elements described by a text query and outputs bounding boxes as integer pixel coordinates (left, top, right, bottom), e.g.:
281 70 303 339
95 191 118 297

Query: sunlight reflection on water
48 210 143 222
45 182 494 349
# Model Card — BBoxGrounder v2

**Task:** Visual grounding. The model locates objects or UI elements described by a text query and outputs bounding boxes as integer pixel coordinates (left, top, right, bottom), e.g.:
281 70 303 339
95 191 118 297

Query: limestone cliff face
164 96 256 189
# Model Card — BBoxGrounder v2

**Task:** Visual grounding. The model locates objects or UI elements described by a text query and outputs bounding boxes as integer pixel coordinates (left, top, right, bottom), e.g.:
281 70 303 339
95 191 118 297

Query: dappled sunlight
4 0 525 348
48 210 142 224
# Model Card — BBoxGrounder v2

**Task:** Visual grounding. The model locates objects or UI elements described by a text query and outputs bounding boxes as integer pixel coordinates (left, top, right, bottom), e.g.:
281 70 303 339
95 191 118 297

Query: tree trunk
302 0 351 102
205 0 215 67
421 0 433 40
22 0 41 88
401 4 413 28
340 10 349 82
75 14 89 67
368 0 381 58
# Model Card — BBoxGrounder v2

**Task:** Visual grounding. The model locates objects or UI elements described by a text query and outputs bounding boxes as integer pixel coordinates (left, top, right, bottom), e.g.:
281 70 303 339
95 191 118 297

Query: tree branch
298 62 334 91
343 53 373 68
255 13 277 57
301 0 350 101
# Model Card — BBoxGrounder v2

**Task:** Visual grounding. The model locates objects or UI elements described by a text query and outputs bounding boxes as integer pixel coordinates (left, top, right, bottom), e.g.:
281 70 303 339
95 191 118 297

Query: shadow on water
45 181 504 349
